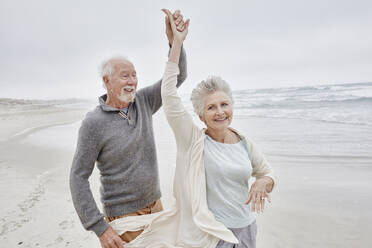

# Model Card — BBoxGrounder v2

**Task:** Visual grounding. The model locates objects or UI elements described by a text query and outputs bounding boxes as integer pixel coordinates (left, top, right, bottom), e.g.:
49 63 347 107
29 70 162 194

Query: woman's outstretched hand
245 177 274 213
162 8 190 43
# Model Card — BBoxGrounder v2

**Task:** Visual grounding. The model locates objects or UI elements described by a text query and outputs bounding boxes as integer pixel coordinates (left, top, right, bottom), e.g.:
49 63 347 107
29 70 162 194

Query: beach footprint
59 219 74 230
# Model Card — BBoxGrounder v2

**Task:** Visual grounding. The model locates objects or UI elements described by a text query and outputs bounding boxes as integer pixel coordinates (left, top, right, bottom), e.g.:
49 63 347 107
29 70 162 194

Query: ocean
232 82 372 126
183 82 372 166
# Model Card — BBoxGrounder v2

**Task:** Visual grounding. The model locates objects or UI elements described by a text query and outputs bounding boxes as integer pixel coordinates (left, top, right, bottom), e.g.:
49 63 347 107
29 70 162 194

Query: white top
204 135 255 228
109 62 276 248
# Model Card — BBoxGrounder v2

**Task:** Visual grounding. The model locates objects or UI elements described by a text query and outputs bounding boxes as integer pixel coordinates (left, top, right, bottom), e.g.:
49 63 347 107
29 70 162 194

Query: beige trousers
105 199 163 243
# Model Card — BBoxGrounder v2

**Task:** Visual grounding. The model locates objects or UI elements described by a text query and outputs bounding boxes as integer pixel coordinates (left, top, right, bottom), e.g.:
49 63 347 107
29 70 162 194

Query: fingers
177 21 184 32
161 9 176 30
175 15 183 26
245 192 252 205
115 238 124 248
165 15 171 29
173 9 181 19
174 11 184 32
161 9 173 22
183 19 190 31
179 19 190 32
266 192 272 203
255 193 261 213
247 191 271 213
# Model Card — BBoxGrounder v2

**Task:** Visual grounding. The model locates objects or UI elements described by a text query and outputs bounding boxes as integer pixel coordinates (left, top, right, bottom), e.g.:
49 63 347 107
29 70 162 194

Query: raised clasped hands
162 8 190 44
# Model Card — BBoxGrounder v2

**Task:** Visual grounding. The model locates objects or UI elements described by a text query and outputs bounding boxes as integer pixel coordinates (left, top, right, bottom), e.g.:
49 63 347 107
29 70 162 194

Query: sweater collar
98 94 134 112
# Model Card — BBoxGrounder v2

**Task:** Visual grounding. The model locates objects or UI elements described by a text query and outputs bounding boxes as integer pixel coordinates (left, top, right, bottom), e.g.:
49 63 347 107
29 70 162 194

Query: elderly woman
161 9 276 248
108 9 275 248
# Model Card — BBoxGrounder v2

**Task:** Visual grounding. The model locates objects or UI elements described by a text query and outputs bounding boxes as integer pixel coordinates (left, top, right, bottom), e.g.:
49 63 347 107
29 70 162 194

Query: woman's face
200 91 233 131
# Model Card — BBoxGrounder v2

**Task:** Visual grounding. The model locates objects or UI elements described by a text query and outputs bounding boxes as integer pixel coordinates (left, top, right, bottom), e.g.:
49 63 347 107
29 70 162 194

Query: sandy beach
1 97 372 248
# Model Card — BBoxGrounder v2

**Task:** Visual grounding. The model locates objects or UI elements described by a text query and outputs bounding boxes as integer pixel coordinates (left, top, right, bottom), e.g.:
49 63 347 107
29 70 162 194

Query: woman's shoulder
229 128 252 142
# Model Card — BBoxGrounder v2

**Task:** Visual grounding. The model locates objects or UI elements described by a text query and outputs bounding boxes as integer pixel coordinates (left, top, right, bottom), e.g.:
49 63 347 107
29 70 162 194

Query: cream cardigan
109 62 275 247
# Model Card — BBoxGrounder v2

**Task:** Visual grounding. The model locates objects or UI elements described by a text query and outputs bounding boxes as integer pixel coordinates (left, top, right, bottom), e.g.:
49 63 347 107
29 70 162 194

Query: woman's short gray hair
190 76 234 116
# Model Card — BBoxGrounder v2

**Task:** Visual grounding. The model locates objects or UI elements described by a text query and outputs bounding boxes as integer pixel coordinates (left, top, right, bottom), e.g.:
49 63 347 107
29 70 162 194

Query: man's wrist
91 218 110 237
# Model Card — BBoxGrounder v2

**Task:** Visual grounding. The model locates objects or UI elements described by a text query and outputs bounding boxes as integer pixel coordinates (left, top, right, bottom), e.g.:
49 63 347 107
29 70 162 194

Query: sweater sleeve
138 46 187 114
69 118 109 237
247 138 276 189
161 62 199 148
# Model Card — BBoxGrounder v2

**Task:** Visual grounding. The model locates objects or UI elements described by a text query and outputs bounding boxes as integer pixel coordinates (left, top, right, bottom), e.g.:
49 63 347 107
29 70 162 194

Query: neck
205 128 231 143
105 94 130 109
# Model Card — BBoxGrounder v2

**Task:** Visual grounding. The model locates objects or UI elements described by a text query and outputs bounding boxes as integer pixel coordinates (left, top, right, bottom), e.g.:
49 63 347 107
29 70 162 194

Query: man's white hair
190 76 234 116
99 55 130 89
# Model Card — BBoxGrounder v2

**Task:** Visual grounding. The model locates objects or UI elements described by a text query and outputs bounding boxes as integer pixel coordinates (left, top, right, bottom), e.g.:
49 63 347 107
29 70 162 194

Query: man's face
106 60 138 103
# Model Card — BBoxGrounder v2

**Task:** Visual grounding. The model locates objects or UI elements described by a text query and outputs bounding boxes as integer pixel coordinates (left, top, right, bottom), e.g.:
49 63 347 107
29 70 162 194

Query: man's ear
103 76 110 88
199 114 204 122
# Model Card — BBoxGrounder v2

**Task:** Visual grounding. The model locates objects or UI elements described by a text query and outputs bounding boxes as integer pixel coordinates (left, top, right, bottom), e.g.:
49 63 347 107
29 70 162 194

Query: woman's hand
245 177 274 213
165 10 186 45
162 8 190 44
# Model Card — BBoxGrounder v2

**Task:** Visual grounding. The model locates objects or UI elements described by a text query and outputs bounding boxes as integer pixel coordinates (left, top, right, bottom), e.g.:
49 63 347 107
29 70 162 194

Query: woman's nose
216 106 224 115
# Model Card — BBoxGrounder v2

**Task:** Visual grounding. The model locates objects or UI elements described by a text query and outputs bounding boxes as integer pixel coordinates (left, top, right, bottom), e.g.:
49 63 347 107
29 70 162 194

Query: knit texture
69 47 187 237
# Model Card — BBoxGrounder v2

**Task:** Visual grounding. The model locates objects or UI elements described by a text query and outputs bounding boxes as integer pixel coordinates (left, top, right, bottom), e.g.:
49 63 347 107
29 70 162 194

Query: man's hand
99 226 124 248
162 9 190 44
245 177 274 213
165 10 186 45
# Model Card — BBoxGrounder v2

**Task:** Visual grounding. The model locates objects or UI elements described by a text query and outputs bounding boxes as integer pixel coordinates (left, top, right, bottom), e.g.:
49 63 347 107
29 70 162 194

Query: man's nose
127 76 137 85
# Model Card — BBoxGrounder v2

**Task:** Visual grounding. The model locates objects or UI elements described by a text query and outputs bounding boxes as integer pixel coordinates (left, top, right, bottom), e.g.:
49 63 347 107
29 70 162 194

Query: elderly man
69 10 187 248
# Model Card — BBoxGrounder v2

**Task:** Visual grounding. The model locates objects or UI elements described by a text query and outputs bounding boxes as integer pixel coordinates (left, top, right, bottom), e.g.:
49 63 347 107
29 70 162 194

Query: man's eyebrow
119 69 136 73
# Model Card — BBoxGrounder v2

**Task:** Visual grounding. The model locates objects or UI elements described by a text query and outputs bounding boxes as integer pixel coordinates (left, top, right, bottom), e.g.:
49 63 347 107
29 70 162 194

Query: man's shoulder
81 106 107 129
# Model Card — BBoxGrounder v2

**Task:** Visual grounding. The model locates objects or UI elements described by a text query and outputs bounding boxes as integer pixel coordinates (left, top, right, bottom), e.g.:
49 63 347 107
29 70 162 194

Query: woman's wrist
172 37 183 46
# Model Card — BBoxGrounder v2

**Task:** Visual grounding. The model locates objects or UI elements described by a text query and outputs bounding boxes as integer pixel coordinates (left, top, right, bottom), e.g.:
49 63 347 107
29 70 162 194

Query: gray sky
1 0 371 99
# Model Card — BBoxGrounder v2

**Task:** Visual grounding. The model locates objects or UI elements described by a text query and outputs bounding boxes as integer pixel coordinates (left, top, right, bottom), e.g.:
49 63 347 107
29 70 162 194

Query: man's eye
222 103 228 106
208 106 213 110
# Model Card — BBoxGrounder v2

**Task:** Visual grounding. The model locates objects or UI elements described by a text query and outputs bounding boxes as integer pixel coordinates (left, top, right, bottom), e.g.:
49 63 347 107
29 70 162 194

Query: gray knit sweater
69 47 187 237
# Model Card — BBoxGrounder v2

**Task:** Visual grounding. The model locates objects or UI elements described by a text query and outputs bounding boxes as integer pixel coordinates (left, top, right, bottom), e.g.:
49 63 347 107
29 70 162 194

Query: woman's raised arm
160 9 198 148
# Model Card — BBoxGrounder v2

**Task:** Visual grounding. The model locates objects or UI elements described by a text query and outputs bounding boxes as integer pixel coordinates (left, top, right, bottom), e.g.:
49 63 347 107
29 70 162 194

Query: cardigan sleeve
137 46 187 114
161 62 199 149
247 138 276 189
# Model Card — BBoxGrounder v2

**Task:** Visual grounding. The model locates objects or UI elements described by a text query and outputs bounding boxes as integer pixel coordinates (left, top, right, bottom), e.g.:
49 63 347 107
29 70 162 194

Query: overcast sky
1 0 371 99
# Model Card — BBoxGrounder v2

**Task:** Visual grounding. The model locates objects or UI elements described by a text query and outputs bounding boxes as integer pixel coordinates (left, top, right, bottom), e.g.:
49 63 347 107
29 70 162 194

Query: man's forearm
70 171 109 236
176 45 187 87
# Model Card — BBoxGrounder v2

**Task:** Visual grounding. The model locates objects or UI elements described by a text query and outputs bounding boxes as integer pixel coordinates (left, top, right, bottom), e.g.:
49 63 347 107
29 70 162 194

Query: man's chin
118 93 136 103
